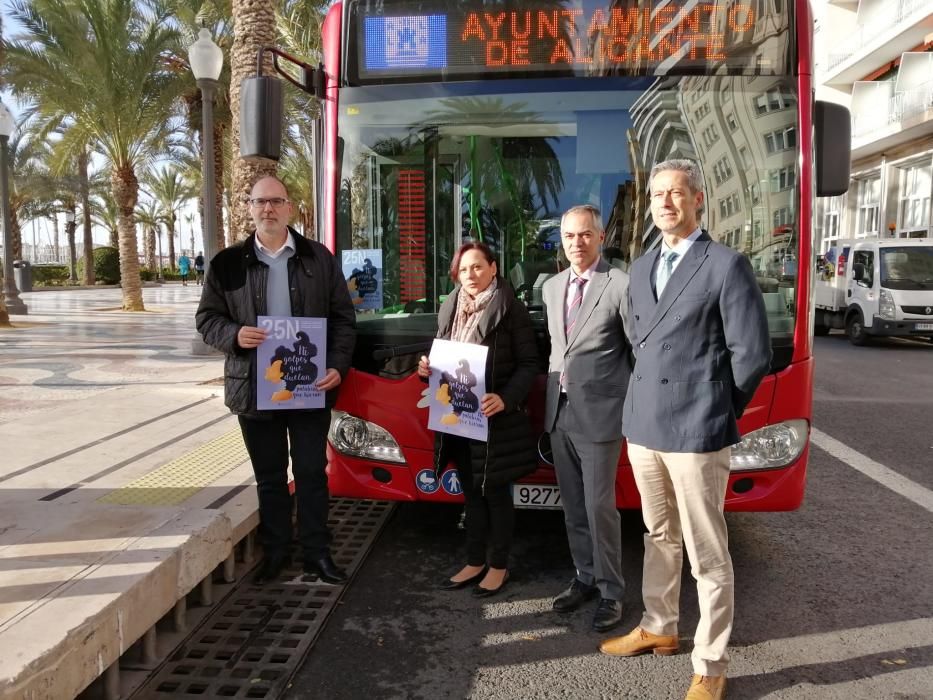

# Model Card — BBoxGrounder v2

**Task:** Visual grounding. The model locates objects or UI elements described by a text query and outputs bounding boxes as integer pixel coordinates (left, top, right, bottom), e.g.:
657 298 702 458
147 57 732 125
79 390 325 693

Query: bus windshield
880 246 933 290
335 75 799 371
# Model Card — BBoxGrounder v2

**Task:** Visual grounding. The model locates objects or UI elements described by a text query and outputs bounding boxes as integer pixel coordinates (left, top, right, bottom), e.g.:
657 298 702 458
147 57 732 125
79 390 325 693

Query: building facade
813 0 933 251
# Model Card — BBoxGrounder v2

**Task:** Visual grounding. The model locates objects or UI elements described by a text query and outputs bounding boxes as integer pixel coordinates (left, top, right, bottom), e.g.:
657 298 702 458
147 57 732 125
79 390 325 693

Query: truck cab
814 238 933 345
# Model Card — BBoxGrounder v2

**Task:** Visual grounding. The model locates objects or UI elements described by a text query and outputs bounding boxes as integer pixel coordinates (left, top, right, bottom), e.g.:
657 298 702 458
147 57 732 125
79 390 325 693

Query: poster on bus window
256 316 327 410
342 249 383 310
426 339 488 442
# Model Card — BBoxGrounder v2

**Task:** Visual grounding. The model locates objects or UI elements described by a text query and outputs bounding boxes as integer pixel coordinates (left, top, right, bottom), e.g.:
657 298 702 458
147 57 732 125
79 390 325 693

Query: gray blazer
542 259 633 443
622 233 771 453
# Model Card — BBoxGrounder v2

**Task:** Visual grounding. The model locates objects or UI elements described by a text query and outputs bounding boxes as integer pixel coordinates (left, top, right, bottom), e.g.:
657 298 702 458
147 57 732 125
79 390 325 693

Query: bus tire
846 312 870 346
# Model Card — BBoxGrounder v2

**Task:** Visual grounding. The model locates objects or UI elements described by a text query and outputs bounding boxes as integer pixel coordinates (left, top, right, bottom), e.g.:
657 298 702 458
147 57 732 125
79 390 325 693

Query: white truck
814 238 933 345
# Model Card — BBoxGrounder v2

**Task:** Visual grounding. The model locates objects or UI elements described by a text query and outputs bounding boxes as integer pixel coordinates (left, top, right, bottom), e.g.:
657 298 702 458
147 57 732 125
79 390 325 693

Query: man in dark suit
599 160 770 700
542 205 633 633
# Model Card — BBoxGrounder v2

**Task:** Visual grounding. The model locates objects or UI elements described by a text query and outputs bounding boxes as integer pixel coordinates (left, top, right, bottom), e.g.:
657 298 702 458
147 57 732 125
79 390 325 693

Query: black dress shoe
254 554 291 585
472 571 509 598
592 598 623 632
553 578 598 612
438 567 487 591
304 554 348 584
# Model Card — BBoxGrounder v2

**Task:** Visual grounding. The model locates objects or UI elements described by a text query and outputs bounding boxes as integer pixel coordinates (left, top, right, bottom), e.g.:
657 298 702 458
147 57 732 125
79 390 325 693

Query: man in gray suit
599 160 770 700
542 204 632 633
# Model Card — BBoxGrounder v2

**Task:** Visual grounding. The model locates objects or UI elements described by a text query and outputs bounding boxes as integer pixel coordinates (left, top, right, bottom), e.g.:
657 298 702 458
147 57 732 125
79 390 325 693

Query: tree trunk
109 228 119 249
166 212 176 270
230 0 277 241
51 216 60 262
111 166 145 311
146 226 156 272
213 121 228 250
10 213 22 260
67 208 77 282
79 151 95 285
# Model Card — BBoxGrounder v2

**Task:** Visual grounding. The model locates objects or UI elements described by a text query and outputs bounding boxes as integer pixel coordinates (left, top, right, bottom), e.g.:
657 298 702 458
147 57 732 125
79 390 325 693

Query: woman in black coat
418 242 539 597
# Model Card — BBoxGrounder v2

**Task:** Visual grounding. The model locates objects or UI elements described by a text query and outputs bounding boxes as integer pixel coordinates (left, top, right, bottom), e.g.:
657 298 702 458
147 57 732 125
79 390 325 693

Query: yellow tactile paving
98 429 249 506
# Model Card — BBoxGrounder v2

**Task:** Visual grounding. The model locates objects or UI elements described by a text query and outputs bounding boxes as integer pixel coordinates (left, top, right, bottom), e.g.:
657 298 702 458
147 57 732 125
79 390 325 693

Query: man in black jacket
196 176 356 585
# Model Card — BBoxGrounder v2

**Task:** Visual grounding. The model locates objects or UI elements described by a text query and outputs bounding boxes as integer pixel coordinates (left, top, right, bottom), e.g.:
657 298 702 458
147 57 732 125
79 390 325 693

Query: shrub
139 268 155 282
33 264 71 286
77 247 121 285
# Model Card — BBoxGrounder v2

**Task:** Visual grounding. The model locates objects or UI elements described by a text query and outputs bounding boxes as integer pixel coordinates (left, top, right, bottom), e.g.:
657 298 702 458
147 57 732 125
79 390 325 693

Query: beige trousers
627 442 734 677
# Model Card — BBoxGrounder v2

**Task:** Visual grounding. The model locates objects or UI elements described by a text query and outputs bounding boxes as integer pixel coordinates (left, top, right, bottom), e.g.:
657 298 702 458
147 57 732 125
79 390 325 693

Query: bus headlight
328 410 406 464
879 289 896 320
730 419 809 471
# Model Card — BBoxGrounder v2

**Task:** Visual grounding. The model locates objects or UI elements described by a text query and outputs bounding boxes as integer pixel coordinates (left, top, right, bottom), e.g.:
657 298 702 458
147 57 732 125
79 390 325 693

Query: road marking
811 428 933 514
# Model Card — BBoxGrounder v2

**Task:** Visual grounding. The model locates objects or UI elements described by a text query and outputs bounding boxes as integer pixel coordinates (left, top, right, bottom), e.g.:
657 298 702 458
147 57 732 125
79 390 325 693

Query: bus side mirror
240 76 284 161
815 101 851 197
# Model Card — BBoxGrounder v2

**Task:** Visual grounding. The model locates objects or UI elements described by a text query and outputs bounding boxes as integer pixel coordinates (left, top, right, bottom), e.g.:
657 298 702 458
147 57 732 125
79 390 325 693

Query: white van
814 238 933 345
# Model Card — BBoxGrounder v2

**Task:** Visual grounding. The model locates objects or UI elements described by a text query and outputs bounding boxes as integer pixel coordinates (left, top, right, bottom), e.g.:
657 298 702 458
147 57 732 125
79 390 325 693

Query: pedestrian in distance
194 251 205 285
196 175 356 586
417 241 538 598
542 204 633 633
599 159 771 700
177 253 191 286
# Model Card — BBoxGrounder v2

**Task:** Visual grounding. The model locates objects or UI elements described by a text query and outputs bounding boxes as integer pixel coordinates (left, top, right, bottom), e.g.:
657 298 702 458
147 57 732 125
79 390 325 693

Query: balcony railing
826 0 928 71
853 81 933 137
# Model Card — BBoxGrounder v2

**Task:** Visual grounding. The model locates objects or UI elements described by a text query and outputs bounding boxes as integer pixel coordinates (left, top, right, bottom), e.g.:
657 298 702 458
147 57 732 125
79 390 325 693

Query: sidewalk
0 287 260 699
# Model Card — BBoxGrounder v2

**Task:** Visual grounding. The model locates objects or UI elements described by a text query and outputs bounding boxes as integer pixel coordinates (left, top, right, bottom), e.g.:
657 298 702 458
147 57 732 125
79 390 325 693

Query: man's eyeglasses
248 197 289 208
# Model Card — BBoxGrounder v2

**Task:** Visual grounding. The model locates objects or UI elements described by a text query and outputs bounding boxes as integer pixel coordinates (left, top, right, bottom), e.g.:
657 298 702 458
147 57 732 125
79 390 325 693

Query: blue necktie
656 251 679 298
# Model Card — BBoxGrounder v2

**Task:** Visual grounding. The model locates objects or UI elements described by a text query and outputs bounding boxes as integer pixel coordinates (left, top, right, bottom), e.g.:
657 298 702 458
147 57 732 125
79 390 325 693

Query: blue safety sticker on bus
364 15 447 71
441 470 463 496
415 468 441 494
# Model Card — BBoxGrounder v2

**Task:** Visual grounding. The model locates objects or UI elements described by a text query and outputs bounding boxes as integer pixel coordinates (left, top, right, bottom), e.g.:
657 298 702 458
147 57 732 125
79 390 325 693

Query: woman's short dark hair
449 241 497 281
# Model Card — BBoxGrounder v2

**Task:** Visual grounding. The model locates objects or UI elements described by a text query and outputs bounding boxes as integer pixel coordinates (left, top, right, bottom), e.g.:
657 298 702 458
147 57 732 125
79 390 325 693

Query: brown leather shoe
685 674 726 700
599 626 679 657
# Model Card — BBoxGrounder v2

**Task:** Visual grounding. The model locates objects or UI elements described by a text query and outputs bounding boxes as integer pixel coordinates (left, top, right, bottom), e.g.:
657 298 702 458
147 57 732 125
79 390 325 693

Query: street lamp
189 28 223 275
189 28 223 355
0 100 27 315
65 210 77 283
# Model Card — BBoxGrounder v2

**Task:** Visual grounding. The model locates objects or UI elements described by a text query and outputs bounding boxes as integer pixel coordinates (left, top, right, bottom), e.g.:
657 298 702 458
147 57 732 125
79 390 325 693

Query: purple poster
256 316 327 410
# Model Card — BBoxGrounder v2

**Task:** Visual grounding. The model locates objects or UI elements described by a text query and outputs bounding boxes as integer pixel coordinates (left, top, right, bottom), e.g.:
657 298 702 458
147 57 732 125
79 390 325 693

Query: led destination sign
352 1 789 82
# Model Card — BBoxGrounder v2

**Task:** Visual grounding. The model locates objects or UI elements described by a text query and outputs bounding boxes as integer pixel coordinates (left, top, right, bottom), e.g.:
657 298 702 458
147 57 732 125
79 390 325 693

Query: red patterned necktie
565 277 587 339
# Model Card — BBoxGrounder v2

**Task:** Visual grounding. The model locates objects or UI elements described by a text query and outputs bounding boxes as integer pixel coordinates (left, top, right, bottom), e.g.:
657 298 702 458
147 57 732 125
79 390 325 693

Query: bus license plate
514 484 561 509
916 323 933 331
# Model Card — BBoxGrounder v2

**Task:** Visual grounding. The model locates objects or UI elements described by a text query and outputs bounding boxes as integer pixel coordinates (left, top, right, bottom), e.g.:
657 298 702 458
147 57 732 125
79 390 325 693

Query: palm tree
5 0 183 310
229 0 277 240
144 165 195 270
91 194 120 249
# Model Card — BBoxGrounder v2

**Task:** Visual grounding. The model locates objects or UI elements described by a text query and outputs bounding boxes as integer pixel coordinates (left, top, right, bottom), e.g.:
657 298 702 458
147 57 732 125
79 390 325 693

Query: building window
764 127 796 153
702 124 720 148
726 112 738 131
719 192 740 218
770 167 796 192
855 176 880 238
713 157 734 185
897 164 931 237
821 195 843 249
754 88 793 115
773 207 792 228
695 102 711 120
720 83 732 102
749 182 761 204
739 146 751 169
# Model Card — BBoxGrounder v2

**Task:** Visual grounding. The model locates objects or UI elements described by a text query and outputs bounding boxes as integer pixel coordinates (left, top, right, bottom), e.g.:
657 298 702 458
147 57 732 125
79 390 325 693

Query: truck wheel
846 312 870 346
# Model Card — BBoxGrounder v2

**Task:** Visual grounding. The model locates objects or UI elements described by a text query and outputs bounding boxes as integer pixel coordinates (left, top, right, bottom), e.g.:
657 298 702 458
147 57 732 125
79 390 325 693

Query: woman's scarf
450 277 499 344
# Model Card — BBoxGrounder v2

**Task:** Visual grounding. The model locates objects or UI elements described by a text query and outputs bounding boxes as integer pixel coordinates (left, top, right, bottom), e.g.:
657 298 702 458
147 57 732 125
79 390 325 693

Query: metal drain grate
133 499 393 699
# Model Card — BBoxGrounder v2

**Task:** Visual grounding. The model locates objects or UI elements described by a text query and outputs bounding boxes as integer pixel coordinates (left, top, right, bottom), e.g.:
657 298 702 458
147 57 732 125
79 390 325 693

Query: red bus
244 0 850 511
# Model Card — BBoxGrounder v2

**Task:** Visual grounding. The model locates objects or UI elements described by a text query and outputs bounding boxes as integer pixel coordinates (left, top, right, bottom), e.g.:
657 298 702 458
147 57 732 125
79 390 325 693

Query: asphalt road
288 333 933 700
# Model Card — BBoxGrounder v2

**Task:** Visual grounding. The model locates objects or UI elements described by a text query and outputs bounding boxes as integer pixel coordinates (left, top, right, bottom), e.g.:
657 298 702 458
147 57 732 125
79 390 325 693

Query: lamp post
189 29 223 276
65 210 77 283
189 29 223 355
0 100 27 316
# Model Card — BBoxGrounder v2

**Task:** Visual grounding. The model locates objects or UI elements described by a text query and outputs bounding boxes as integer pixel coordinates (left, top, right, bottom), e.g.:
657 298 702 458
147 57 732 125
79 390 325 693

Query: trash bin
13 260 32 293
